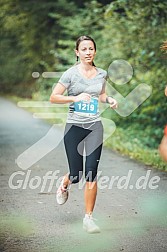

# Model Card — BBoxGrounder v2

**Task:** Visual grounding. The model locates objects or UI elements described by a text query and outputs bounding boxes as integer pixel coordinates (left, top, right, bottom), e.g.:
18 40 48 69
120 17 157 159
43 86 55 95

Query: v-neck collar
76 65 100 80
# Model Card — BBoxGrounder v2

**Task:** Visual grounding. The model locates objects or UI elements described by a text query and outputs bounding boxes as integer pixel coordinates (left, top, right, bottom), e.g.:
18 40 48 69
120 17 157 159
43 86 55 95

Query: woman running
50 35 117 233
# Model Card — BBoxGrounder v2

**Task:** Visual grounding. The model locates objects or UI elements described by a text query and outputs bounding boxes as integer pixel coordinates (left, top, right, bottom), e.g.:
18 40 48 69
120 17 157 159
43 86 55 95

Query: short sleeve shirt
58 64 107 123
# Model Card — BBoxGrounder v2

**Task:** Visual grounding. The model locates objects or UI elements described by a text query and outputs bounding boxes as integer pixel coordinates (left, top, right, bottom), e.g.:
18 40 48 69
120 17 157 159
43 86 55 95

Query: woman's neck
77 62 98 79
79 62 94 71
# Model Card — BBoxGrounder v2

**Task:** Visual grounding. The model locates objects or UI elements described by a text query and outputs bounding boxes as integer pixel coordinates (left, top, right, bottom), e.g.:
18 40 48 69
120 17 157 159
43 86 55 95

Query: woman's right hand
74 93 91 103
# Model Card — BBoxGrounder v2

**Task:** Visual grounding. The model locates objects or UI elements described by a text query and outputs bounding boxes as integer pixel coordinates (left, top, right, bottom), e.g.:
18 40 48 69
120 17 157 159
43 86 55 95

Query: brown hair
75 35 96 66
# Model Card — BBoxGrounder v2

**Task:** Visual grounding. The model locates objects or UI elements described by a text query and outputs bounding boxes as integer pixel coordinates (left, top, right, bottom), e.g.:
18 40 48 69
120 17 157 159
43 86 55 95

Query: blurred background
0 0 167 169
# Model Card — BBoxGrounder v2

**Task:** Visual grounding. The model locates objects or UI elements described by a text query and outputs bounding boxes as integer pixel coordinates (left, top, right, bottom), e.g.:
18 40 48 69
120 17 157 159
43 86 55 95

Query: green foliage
0 0 77 91
104 126 167 171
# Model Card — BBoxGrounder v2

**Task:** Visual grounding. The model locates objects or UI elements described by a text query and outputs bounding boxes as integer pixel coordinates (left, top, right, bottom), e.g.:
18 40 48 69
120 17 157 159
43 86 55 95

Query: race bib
74 97 98 116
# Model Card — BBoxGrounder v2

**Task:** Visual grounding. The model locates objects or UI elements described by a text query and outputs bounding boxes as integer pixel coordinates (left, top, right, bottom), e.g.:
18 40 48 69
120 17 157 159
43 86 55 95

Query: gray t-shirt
58 64 107 123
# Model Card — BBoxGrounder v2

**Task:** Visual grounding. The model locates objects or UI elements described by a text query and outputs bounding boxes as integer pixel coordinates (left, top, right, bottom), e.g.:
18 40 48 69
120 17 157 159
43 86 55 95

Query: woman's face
76 40 96 64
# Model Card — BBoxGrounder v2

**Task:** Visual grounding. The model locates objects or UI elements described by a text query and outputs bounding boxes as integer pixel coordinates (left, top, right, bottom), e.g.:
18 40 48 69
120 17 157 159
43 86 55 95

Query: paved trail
0 97 167 252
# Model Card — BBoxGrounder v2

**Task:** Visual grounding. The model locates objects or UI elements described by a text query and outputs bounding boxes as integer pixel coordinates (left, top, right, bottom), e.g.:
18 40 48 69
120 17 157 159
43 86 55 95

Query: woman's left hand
107 97 118 109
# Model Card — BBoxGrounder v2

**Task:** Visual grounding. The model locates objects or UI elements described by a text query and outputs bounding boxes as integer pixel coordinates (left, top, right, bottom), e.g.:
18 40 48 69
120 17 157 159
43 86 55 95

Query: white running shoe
56 176 69 205
83 214 100 234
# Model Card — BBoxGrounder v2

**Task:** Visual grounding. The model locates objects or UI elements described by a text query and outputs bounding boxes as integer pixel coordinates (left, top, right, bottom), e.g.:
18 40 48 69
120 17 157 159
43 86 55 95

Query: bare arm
159 135 167 162
165 86 167 96
98 85 118 109
50 83 75 104
50 82 91 104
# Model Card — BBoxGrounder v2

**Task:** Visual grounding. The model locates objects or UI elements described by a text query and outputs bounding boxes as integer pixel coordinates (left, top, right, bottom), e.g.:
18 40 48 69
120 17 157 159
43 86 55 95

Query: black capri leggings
64 121 103 183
